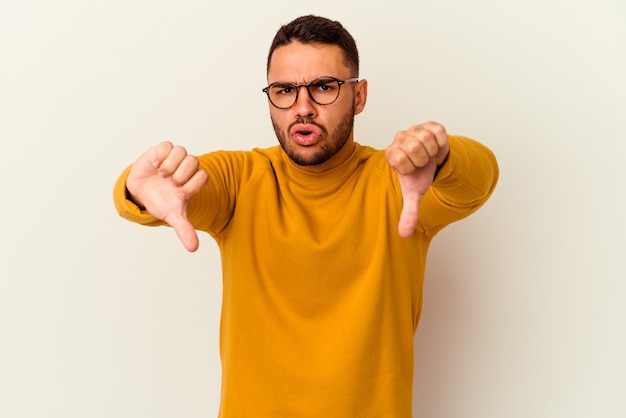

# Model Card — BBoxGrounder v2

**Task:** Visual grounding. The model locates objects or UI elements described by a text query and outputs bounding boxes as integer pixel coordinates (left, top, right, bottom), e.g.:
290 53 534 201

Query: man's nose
294 86 316 117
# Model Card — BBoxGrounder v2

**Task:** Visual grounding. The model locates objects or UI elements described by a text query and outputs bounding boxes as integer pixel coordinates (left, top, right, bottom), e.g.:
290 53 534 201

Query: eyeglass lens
267 78 341 109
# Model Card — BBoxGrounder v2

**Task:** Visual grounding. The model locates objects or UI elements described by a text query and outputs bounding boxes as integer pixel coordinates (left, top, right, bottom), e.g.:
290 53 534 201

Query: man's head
267 15 360 77
264 16 367 168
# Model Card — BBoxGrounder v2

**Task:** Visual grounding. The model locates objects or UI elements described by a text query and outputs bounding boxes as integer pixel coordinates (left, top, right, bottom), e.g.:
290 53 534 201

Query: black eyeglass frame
262 76 359 110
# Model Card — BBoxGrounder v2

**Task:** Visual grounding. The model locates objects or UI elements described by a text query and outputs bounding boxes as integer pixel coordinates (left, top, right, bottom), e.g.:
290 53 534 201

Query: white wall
1 1 624 417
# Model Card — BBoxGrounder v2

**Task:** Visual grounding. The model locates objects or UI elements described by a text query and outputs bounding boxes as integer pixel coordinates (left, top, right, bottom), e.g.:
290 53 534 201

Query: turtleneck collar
278 141 363 188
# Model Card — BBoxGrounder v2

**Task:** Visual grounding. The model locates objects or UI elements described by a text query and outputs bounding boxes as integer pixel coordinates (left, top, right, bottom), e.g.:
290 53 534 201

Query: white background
1 1 625 417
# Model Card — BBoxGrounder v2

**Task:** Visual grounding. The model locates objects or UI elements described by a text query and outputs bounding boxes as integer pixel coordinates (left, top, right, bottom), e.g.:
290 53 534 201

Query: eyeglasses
262 76 359 110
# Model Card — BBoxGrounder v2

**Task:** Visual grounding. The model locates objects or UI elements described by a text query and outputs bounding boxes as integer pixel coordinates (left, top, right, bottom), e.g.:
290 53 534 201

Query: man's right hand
126 141 209 252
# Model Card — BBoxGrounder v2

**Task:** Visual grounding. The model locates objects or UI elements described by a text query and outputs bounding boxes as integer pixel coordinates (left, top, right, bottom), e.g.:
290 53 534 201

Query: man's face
267 41 367 167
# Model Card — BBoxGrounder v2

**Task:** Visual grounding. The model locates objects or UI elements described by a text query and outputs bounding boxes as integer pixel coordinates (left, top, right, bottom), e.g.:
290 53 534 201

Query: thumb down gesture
385 122 450 238
126 141 209 252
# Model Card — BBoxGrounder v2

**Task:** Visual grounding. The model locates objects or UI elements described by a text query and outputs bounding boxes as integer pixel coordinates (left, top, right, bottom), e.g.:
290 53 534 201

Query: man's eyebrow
269 81 295 86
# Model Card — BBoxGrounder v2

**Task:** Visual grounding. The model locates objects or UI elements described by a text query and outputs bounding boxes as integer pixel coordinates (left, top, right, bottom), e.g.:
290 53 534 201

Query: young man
114 15 498 417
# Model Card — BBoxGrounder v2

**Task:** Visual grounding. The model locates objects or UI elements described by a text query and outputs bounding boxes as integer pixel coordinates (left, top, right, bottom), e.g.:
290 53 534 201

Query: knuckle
393 131 407 144
171 145 188 158
153 141 173 160
428 121 446 136
415 153 430 166
404 140 422 155
158 140 173 150
385 148 403 167
424 139 439 155
181 169 208 195
182 154 199 170
196 169 209 186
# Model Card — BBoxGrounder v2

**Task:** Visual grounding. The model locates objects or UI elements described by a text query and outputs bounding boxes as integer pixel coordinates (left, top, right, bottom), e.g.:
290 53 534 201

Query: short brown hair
267 15 360 76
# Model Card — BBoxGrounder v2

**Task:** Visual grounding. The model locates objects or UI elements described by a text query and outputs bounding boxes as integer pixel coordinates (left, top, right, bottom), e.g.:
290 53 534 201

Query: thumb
165 212 200 252
395 163 437 238
397 173 421 238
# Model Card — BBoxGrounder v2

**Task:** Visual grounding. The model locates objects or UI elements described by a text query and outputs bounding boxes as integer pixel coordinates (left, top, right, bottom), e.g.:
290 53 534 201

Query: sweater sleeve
417 135 499 236
112 164 165 227
112 151 254 236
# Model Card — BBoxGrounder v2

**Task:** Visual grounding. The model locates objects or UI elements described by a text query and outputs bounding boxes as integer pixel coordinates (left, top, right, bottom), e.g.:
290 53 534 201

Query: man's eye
270 85 295 96
312 82 336 92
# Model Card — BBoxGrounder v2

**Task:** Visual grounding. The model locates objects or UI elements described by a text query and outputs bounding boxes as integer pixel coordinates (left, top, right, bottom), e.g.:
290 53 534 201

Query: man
114 15 498 417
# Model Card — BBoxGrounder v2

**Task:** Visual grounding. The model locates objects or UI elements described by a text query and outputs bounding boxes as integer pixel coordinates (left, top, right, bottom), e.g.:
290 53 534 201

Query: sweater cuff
113 165 162 226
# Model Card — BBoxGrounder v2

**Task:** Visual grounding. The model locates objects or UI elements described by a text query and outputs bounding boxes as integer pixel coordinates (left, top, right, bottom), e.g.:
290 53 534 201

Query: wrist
125 187 146 210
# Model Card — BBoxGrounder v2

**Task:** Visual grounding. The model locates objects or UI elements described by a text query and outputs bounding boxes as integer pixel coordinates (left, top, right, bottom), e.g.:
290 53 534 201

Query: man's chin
283 145 331 166
289 153 329 167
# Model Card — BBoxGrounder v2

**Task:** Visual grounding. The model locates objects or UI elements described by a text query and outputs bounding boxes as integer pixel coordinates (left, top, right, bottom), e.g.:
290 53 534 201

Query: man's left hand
385 121 450 237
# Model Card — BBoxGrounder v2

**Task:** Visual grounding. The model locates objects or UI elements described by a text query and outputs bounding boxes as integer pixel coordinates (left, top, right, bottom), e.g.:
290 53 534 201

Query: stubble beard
272 111 355 166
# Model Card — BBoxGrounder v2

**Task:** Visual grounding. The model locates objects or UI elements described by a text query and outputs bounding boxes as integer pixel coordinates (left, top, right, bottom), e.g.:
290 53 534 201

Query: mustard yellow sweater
114 136 498 417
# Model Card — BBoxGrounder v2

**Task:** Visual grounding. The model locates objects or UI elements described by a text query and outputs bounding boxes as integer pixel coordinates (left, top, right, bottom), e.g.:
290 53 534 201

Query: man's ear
354 79 368 115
